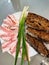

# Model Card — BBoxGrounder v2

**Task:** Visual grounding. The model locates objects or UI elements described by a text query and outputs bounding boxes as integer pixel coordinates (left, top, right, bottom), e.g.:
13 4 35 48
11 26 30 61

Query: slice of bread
26 12 49 32
26 33 49 57
27 27 49 42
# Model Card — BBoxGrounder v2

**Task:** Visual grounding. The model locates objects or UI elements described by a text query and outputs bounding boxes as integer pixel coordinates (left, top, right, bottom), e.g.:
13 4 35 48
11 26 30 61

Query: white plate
0 11 37 58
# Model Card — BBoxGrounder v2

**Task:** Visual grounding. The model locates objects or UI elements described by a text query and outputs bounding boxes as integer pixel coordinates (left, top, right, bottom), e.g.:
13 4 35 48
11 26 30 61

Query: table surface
0 0 49 25
0 0 49 65
0 42 47 65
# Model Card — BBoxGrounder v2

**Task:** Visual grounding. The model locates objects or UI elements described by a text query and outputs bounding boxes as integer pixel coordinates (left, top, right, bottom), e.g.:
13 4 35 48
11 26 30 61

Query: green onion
14 6 30 65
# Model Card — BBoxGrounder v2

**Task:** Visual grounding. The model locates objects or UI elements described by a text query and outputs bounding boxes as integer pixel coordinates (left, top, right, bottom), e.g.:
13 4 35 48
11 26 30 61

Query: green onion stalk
14 6 30 65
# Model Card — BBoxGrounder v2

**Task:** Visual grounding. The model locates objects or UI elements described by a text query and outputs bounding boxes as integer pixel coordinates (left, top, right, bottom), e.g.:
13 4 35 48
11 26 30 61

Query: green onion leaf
14 6 30 65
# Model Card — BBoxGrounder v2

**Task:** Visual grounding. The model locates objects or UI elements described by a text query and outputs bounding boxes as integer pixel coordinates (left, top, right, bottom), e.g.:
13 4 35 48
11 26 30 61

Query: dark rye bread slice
26 12 49 32
26 33 49 57
27 27 49 42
